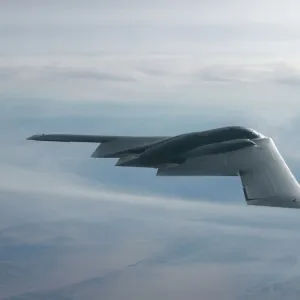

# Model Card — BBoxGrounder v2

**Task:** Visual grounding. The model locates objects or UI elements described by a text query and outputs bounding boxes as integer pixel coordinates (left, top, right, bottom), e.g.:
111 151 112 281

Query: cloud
5 60 300 91
56 68 137 82
2 165 300 300
2 0 300 58
190 62 300 86
274 76 300 87
0 66 137 83
1 58 299 134
193 64 269 83
1 160 300 236
271 67 300 87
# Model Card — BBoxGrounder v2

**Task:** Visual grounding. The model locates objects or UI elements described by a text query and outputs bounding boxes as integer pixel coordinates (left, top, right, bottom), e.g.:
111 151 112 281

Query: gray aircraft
27 126 300 209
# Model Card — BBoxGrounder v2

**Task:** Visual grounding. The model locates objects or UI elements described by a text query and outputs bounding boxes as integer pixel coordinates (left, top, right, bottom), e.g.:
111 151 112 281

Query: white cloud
2 58 300 128
2 0 300 58
1 0 300 127
1 160 300 231
2 155 300 299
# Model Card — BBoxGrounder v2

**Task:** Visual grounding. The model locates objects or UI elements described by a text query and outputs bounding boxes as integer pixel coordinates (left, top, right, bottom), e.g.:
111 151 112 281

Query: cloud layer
2 1 300 298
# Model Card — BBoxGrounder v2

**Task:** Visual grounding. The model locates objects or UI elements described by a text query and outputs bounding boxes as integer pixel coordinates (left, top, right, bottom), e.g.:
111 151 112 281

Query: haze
2 1 300 299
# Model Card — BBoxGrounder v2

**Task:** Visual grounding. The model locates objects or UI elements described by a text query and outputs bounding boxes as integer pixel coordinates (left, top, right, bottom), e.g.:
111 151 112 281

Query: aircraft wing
157 138 300 208
27 134 169 158
27 126 300 209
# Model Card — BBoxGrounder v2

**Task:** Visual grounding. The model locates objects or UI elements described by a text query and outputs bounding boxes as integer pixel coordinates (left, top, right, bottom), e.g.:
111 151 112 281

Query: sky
2 0 300 299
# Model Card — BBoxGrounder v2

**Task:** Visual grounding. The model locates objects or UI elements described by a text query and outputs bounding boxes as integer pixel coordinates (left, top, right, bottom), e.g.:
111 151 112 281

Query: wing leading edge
27 134 169 158
27 134 168 144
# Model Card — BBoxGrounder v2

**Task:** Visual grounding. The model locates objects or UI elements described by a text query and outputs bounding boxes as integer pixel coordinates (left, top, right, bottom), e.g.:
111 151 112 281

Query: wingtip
26 134 43 141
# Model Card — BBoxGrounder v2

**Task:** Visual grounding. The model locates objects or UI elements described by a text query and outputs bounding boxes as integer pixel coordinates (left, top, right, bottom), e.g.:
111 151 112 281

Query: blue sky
2 1 300 299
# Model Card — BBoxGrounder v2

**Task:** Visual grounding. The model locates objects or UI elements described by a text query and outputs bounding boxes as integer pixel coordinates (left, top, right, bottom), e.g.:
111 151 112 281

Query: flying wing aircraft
27 126 300 209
